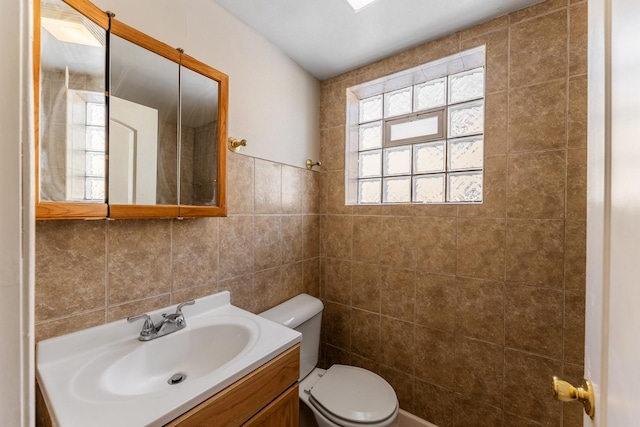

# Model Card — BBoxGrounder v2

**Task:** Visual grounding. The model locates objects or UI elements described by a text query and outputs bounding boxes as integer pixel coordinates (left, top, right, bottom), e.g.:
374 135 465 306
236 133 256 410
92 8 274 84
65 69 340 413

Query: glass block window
350 51 485 205
84 102 105 201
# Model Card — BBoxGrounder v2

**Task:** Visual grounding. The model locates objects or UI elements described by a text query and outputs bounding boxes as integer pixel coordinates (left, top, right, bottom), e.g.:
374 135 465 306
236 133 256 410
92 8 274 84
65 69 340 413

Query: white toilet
260 294 399 427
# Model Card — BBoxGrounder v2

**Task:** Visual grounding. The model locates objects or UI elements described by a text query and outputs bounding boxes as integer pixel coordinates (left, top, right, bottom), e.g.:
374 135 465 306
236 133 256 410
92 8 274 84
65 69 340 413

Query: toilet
260 294 399 427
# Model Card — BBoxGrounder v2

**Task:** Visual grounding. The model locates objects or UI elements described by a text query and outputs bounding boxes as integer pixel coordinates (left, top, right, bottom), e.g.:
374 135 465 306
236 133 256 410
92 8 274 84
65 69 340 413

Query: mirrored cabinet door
109 32 180 216
37 0 108 218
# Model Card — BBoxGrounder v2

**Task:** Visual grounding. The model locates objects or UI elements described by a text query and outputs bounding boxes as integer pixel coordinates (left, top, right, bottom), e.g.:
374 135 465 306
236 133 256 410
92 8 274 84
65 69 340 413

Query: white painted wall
93 0 321 169
0 0 34 425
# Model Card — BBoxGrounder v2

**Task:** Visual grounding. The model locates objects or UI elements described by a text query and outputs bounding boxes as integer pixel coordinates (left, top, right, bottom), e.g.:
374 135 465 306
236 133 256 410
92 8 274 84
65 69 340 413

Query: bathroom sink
37 292 301 426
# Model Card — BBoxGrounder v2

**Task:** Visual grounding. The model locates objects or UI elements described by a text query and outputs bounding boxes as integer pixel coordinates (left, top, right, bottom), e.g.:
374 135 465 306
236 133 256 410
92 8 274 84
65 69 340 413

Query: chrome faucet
127 300 195 341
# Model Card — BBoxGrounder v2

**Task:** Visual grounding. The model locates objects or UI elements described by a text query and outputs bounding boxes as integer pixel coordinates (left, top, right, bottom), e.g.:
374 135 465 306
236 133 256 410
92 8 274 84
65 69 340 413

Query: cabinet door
243 384 299 427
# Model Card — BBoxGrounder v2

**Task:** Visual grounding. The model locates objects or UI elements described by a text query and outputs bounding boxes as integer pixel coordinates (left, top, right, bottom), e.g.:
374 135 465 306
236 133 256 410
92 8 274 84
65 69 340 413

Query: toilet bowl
260 294 399 427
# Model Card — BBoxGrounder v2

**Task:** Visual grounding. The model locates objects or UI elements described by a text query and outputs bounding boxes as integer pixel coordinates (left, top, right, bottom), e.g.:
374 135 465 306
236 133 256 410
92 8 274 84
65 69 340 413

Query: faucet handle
127 313 155 337
176 300 195 314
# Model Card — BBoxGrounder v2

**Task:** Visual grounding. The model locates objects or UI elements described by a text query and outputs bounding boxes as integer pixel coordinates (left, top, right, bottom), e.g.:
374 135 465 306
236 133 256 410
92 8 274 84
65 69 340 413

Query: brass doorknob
551 376 595 418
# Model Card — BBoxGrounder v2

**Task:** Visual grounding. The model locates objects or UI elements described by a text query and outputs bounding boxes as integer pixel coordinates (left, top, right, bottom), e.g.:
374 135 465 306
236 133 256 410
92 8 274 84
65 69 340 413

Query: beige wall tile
454 337 504 407
506 219 564 287
321 215 353 259
507 150 566 219
379 366 415 414
453 396 503 427
171 218 218 291
302 258 320 298
509 80 567 153
107 220 171 305
351 262 381 313
281 165 304 214
460 15 509 40
504 349 563 426
415 217 457 274
568 75 588 148
381 217 417 269
35 221 106 322
282 262 305 300
254 159 282 214
218 215 254 280
253 267 283 313
320 126 346 172
381 267 415 322
564 291 586 364
171 283 219 306
320 77 356 129
322 301 351 351
503 413 547 427
303 171 321 214
352 216 382 263
415 326 456 390
380 317 415 374
35 309 105 342
253 216 283 271
303 214 320 259
412 34 461 70
505 284 564 358
107 295 171 322
456 277 505 344
569 2 588 76
321 258 352 304
483 91 508 157
562 363 586 426
461 29 508 94
509 0 568 26
281 215 304 264
456 218 506 281
218 274 255 313
226 152 254 214
325 170 353 215
350 308 381 361
564 220 586 292
567 148 587 220
414 380 455 427
415 273 456 333
322 344 351 368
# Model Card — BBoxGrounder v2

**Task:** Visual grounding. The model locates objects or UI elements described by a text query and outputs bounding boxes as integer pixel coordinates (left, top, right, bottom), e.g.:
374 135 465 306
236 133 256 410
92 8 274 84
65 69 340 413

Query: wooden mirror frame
35 0 228 220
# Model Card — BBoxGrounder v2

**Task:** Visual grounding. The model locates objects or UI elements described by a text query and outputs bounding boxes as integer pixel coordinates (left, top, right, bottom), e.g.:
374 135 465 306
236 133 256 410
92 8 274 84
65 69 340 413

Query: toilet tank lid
259 294 323 329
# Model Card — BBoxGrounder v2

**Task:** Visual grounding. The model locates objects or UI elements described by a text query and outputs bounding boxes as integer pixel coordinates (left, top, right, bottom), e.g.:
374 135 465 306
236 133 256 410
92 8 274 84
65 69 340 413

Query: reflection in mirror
109 34 179 205
39 0 106 202
180 66 219 206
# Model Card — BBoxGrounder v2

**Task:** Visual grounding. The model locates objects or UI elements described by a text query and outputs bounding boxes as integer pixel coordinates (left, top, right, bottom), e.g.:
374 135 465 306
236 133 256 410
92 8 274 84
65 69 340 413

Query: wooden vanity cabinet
165 344 300 427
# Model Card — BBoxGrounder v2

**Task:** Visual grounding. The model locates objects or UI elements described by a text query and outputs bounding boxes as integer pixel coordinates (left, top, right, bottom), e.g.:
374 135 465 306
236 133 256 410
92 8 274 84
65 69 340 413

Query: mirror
36 0 228 219
109 33 179 206
38 0 107 206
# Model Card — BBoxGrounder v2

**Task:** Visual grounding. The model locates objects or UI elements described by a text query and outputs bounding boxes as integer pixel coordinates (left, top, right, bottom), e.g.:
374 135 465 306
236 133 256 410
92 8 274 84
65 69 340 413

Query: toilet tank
260 294 323 380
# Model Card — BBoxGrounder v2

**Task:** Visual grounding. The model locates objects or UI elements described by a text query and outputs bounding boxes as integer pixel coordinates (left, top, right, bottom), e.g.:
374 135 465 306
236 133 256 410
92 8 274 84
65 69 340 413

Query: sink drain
168 372 187 385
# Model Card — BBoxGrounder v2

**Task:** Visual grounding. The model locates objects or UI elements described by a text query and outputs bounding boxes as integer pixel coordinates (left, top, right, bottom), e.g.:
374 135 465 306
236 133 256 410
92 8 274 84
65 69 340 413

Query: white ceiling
215 0 544 80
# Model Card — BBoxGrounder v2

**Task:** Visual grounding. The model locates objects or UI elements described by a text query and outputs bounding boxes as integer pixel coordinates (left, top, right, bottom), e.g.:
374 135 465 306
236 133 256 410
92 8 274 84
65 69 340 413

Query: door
584 0 640 425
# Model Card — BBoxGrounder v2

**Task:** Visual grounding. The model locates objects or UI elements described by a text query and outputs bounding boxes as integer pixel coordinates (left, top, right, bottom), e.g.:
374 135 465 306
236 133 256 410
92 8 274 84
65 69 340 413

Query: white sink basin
37 292 301 426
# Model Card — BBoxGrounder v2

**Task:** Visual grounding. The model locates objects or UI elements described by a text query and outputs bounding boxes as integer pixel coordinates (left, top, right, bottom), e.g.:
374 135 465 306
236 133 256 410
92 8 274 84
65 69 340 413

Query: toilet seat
308 365 398 427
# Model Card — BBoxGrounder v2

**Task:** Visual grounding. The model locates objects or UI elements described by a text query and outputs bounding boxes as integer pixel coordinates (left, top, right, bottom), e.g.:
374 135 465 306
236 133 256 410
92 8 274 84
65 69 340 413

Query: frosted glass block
85 178 105 201
383 177 411 203
448 136 483 171
448 172 482 202
85 152 105 177
448 100 484 137
359 121 382 150
389 115 439 142
414 78 446 111
86 102 105 126
86 126 105 151
359 95 383 123
384 87 412 118
413 174 445 203
414 141 445 173
449 68 484 104
358 179 381 204
359 150 382 178
383 146 412 176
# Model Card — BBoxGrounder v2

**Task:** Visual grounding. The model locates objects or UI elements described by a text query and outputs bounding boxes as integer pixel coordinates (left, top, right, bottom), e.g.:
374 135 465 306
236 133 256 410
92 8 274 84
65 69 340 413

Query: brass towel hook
306 159 321 170
228 137 247 153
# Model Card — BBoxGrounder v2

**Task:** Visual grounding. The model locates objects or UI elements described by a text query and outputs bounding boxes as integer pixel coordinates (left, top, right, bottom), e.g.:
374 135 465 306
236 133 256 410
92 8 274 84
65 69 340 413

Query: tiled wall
317 0 587 426
35 152 322 341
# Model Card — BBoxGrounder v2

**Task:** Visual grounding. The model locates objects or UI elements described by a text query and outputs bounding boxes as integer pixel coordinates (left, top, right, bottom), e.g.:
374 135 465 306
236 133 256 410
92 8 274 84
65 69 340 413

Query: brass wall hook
228 137 247 153
552 376 595 418
306 159 321 170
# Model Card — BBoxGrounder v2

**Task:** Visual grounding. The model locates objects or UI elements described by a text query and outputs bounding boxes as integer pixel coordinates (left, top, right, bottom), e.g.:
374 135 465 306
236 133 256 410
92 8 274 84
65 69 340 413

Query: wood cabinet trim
165 344 300 427
242 384 299 427
109 204 180 219
110 19 182 63
36 202 108 220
